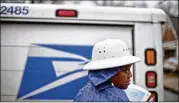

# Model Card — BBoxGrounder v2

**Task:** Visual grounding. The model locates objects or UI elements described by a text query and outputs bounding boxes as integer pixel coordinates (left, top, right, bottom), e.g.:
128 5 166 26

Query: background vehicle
1 3 166 102
164 57 178 72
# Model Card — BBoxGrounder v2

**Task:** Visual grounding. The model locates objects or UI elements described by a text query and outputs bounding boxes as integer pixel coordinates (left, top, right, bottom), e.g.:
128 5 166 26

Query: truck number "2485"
1 6 29 15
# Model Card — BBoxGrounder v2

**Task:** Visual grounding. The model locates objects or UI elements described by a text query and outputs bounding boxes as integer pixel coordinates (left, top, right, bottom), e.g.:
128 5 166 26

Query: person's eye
124 69 129 72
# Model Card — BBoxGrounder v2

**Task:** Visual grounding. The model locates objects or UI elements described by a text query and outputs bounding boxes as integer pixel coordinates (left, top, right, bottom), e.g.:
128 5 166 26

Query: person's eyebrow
124 65 131 68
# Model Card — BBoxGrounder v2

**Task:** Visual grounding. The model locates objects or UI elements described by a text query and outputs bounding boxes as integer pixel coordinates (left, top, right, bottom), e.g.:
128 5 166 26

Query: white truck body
1 3 166 102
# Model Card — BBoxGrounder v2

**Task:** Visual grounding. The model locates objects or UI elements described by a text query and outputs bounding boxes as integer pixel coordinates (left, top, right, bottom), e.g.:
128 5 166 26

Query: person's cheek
123 75 129 87
122 74 127 83
121 75 127 87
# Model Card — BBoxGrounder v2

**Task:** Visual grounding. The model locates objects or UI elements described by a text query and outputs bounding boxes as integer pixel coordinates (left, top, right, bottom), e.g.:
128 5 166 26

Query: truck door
1 22 134 101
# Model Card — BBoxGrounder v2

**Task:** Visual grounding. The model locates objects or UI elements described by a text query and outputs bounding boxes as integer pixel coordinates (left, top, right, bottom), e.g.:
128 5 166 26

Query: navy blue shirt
74 66 129 102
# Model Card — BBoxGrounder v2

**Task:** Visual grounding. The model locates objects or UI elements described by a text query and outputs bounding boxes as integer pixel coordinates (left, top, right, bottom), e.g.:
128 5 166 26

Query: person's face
111 64 132 89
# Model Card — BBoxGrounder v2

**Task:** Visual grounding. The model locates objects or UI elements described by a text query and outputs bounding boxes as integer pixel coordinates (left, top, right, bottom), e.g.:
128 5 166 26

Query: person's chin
115 83 130 89
123 83 130 89
122 86 129 89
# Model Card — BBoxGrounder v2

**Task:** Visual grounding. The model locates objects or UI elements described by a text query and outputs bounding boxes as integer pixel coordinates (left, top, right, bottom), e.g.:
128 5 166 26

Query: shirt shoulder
74 82 95 102
74 82 129 102
104 86 129 101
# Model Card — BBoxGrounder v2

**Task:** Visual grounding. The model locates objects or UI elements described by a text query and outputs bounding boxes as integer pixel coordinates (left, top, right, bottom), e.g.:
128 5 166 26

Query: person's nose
128 71 132 78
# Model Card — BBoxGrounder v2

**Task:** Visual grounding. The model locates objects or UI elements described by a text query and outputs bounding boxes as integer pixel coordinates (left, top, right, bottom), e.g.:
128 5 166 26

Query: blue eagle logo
17 44 93 100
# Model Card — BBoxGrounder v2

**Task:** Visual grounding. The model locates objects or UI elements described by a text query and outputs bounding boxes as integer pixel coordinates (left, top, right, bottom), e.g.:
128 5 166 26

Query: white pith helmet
83 39 141 70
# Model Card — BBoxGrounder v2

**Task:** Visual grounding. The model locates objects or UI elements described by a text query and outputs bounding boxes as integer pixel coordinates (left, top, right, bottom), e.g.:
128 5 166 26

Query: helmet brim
83 56 141 70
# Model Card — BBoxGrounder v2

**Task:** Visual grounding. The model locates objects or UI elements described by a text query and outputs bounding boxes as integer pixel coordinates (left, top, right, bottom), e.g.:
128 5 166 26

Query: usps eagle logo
17 44 93 100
